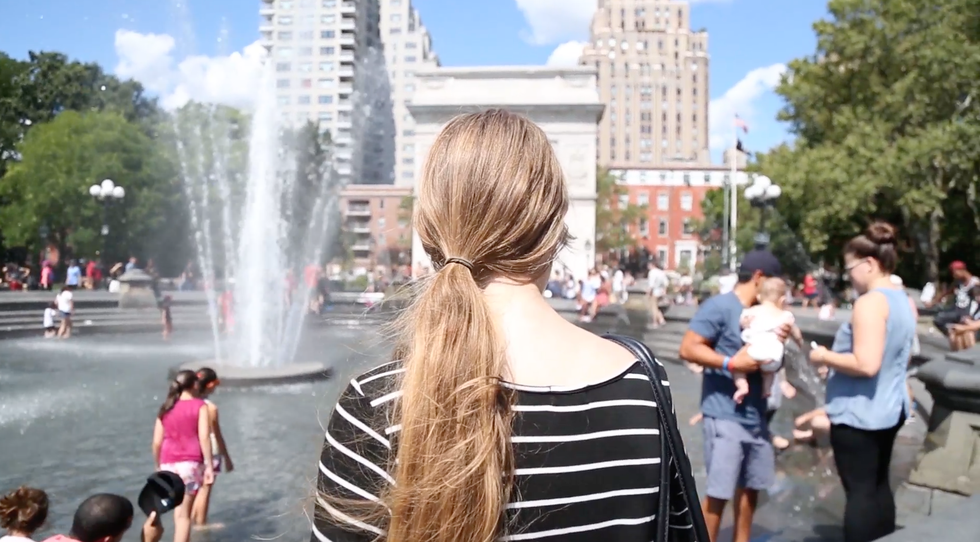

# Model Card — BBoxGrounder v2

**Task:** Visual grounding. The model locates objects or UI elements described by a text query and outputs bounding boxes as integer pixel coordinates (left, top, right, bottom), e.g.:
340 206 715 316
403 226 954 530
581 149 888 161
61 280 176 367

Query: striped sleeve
311 380 394 542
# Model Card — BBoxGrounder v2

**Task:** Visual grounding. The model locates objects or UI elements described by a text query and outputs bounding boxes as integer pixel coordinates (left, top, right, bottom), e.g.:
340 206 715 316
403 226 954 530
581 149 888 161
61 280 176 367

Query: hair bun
865 221 897 246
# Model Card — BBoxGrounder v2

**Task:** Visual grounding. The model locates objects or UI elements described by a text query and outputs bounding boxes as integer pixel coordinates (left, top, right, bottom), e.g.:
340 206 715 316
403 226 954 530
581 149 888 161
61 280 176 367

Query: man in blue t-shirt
679 249 788 542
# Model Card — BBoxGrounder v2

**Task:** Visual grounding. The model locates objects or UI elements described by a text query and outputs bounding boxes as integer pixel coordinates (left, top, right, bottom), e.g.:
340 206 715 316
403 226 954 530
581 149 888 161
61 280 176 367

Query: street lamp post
89 179 125 262
743 175 781 249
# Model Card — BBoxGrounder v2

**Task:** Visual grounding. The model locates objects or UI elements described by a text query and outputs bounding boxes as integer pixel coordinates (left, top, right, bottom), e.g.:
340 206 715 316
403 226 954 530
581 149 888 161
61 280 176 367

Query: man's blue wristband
722 356 731 373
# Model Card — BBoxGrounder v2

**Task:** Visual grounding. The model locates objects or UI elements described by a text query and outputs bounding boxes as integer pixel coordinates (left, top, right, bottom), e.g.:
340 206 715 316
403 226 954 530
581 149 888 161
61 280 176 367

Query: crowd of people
1 367 232 542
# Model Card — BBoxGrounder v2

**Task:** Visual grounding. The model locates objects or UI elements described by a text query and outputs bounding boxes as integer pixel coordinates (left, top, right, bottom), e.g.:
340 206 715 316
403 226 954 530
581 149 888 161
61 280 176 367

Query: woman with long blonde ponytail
312 109 696 542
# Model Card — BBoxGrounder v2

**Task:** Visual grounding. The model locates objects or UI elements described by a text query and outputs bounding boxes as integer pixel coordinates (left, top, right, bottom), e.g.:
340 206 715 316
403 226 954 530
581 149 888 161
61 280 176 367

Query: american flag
734 114 749 133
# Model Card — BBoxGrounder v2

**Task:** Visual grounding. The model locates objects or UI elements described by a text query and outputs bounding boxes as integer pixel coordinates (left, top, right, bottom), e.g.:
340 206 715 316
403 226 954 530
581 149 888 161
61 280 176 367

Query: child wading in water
733 277 803 404
0 486 48 542
42 303 57 339
153 370 214 542
160 295 173 340
191 368 234 529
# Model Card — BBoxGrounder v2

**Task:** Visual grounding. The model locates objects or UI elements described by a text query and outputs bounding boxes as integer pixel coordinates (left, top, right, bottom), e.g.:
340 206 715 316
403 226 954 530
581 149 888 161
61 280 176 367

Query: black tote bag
605 334 710 542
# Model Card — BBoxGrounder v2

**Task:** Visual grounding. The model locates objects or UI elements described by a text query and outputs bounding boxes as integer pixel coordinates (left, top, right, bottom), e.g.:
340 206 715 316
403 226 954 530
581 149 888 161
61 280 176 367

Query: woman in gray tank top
808 221 914 542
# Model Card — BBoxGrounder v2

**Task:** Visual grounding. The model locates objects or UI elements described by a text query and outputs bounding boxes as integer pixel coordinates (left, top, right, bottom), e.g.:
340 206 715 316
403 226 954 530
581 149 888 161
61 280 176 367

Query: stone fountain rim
168 359 332 387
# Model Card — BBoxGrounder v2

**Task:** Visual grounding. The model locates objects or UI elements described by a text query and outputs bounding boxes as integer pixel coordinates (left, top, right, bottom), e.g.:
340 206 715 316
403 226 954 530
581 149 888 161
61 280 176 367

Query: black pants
830 419 903 542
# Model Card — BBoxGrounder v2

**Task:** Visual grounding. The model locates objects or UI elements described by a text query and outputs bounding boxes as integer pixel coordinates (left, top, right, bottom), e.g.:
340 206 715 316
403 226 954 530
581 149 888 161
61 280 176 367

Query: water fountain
167 1 396 384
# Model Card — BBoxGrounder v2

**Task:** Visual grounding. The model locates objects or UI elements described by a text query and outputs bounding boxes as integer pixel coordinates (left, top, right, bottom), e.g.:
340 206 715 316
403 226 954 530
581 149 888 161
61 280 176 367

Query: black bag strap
605 334 710 542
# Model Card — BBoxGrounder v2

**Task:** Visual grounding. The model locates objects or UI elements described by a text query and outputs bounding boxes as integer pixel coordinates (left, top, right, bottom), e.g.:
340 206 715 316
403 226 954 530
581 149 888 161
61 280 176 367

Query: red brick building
611 166 749 271
339 185 413 271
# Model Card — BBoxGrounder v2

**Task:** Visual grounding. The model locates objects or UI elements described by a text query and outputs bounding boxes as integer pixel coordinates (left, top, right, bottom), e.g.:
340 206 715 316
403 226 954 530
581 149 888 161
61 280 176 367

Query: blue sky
0 0 829 161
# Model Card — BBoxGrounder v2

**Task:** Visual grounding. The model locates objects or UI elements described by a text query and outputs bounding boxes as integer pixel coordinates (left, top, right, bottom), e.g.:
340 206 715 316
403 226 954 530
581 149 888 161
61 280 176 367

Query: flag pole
729 115 739 271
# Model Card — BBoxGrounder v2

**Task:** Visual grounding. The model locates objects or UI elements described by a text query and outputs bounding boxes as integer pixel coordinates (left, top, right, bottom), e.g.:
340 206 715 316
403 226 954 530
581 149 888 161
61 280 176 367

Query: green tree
0 51 160 177
595 167 647 255
0 110 183 266
757 0 980 284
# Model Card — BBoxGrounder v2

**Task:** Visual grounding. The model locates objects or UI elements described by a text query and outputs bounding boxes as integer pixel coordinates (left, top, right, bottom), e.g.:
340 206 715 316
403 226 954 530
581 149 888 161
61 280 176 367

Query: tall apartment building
580 0 710 168
259 0 395 184
379 0 440 186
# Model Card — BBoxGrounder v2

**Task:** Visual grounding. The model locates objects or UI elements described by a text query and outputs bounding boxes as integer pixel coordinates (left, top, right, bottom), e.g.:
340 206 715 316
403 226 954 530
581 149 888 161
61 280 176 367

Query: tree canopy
0 110 184 267
751 0 980 284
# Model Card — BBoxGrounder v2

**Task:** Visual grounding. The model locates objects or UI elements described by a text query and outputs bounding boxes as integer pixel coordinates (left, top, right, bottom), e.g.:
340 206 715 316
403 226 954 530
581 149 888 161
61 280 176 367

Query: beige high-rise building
260 0 395 184
380 0 440 186
580 0 710 168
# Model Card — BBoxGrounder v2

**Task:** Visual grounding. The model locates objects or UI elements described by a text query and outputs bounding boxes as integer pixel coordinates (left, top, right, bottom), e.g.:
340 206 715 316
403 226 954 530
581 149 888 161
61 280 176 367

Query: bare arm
816 293 888 377
198 404 214 467
791 325 804 348
679 330 726 369
209 404 233 468
152 418 164 470
679 330 759 373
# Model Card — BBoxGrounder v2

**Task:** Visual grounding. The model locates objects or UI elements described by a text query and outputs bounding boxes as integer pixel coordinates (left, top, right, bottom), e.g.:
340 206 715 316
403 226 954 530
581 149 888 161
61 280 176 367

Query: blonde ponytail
387 259 514 542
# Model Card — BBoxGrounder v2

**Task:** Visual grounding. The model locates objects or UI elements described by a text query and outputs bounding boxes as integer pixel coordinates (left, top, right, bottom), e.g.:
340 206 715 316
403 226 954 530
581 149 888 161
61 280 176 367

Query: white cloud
546 41 588 66
516 0 733 46
708 63 786 152
113 29 266 110
515 0 595 45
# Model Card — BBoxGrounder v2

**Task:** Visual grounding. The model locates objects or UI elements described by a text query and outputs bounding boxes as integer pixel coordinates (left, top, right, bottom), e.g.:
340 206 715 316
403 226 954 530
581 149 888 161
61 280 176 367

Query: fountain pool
0 325 388 542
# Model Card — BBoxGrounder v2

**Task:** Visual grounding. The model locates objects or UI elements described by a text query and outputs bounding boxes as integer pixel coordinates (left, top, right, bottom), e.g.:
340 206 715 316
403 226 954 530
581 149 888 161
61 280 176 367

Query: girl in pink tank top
152 370 213 542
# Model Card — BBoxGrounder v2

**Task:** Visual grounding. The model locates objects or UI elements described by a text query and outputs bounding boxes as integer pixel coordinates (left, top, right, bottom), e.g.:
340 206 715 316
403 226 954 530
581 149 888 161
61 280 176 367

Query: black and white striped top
311 359 692 542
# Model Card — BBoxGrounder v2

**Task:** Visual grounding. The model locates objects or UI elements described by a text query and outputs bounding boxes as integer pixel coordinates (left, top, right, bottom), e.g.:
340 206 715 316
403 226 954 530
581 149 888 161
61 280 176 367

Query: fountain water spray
168 8 395 369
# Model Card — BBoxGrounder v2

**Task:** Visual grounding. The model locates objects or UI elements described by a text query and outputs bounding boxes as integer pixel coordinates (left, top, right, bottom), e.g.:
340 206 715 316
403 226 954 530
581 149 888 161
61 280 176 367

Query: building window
638 192 649 207
300 79 312 88
402 143 414 152
401 170 413 179
321 30 335 39
320 46 335 55
658 248 668 267
318 111 333 121
390 27 402 34
657 193 668 210
391 14 402 22
276 79 290 89
404 56 416 63
297 95 311 104
298 62 312 72
681 193 693 210
278 31 293 40
318 78 334 88
618 194 629 209
278 47 293 57
402 129 415 136
277 96 290 105
682 173 691 185
279 16 293 25
318 95 333 104
322 0 335 6
319 62 334 71
658 219 668 236
322 15 335 24
280 0 294 7
299 47 312 56
683 219 694 235
276 62 291 72
404 84 415 92
639 219 649 237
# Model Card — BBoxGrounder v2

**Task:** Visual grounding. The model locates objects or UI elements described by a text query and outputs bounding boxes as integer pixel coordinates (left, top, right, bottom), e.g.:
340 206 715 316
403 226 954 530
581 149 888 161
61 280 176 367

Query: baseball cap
738 249 782 279
950 261 967 271
137 471 185 517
